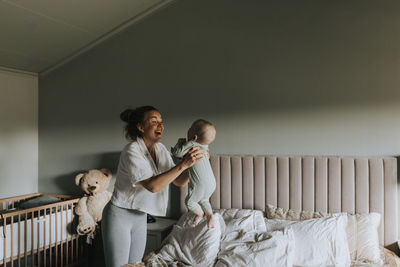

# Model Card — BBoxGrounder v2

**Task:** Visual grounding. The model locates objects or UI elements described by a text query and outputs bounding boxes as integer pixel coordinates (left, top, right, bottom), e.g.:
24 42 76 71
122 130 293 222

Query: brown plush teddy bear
75 168 112 243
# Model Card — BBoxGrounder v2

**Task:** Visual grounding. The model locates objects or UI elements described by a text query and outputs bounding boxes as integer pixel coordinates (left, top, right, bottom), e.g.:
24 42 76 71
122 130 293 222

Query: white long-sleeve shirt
111 137 175 216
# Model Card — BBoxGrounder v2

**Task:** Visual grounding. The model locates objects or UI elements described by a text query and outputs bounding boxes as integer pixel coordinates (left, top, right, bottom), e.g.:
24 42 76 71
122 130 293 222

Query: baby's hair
190 119 214 138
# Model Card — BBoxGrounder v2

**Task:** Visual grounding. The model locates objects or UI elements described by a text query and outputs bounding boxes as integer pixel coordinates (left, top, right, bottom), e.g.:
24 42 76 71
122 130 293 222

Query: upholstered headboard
180 155 398 247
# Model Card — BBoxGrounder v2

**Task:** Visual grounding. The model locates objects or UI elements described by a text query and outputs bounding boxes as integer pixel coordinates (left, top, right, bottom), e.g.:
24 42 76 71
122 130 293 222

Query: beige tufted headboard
180 155 398 247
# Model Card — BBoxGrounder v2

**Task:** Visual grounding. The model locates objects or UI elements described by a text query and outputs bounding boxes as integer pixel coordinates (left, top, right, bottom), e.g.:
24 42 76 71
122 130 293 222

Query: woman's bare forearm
140 145 202 193
172 170 190 187
140 163 186 193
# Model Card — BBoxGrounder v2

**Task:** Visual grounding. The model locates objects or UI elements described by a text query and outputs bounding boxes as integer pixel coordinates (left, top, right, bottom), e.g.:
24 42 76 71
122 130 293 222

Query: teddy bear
75 168 112 243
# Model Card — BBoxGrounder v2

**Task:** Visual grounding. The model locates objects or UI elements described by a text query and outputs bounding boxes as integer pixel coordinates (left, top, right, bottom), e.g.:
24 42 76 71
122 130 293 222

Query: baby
171 119 216 229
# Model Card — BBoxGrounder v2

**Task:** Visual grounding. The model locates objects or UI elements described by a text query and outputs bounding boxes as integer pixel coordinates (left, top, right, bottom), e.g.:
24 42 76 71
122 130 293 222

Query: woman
102 106 203 267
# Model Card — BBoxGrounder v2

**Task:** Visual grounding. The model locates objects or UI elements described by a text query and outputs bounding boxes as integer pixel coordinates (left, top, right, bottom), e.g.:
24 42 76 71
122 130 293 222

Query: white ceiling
0 0 171 74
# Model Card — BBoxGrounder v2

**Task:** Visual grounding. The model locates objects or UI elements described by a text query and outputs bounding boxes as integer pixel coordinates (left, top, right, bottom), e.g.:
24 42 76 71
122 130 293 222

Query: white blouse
111 137 175 216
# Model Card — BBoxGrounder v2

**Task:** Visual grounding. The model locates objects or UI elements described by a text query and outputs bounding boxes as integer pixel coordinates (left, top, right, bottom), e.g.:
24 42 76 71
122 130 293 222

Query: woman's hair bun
120 109 133 123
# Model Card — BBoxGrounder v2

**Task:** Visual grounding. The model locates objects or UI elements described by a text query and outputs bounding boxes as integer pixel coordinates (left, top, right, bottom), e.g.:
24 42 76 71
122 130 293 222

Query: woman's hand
180 146 203 169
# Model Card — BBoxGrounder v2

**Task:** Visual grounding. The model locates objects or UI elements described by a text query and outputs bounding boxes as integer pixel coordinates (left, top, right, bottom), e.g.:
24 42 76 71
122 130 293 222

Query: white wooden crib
0 193 85 267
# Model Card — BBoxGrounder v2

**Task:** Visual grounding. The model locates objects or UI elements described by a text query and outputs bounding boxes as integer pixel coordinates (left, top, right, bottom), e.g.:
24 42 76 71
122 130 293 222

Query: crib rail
0 194 85 267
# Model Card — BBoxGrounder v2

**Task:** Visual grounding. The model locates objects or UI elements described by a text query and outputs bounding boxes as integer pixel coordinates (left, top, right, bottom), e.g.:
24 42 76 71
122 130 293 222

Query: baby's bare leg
199 200 214 229
204 210 215 229
192 207 204 226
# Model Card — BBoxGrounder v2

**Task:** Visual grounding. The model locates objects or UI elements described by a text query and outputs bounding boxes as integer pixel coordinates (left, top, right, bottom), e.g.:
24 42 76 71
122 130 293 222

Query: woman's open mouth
155 131 162 136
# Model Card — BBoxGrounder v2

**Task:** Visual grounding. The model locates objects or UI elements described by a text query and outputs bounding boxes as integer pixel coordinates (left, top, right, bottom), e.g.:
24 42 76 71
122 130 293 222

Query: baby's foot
206 214 215 229
192 214 203 227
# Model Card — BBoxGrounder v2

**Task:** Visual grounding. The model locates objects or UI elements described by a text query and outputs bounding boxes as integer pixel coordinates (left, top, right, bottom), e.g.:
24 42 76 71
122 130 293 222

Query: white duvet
157 213 224 266
155 209 294 267
215 229 294 267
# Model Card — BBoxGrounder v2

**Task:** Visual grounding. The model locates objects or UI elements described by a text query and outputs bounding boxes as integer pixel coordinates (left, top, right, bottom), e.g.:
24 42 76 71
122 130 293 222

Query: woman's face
138 110 164 143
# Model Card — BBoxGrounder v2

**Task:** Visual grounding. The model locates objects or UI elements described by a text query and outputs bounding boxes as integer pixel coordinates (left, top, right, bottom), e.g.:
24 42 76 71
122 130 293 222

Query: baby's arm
171 140 193 158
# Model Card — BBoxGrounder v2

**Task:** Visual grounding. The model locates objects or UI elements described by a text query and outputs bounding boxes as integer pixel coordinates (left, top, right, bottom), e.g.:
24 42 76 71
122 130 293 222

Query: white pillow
349 213 382 264
264 215 351 266
157 213 225 266
215 229 295 267
265 204 383 264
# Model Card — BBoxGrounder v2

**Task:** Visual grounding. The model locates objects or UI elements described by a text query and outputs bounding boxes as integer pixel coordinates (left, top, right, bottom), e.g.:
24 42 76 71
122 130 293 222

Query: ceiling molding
40 0 176 77
0 65 38 77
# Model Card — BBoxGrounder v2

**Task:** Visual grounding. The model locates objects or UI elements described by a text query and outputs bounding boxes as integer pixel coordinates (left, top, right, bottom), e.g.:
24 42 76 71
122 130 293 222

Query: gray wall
39 0 400 219
0 68 38 198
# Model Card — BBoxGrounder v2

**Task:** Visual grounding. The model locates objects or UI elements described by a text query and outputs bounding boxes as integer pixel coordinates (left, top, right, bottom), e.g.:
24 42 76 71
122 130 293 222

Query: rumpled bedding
215 229 294 267
351 248 400 267
134 209 400 267
156 213 224 266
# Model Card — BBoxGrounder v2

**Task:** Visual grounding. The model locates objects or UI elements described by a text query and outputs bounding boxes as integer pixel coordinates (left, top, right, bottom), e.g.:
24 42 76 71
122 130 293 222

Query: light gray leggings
102 202 147 267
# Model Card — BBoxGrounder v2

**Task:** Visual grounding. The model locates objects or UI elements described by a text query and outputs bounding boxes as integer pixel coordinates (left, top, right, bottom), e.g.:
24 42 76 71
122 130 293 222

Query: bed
143 155 400 266
0 193 85 267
